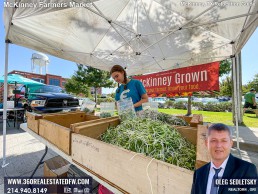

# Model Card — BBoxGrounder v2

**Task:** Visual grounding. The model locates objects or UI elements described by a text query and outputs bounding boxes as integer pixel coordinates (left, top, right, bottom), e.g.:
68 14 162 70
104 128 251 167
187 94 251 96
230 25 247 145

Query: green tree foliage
219 59 231 76
64 75 89 96
219 76 232 96
247 73 258 91
218 60 232 96
242 73 258 94
74 64 115 103
185 60 231 115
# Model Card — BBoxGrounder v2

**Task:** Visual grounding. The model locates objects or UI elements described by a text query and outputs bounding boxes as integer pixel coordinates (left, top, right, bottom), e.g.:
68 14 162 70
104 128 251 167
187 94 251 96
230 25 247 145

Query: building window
49 78 60 86
62 81 66 86
31 78 45 83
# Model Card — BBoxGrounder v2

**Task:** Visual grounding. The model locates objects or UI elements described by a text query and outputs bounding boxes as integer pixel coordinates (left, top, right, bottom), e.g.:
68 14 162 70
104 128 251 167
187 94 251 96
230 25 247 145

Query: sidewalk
0 122 258 193
230 126 258 152
0 124 58 194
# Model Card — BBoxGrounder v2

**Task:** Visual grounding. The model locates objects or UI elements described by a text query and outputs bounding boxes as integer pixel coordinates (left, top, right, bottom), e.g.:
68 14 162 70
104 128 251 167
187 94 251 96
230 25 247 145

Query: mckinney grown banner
133 62 219 97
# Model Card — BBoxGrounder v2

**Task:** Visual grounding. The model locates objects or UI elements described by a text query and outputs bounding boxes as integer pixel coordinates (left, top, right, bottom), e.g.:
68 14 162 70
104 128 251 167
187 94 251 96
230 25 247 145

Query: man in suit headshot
191 123 257 194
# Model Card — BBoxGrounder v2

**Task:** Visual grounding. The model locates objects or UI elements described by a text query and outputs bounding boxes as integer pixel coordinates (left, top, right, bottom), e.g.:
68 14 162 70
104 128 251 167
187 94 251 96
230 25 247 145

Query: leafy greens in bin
139 110 188 126
100 112 112 118
101 118 196 170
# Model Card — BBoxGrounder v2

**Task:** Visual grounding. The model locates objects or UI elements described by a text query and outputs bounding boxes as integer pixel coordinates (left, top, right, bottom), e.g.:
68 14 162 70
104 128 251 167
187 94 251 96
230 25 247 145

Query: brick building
9 70 67 88
8 70 102 95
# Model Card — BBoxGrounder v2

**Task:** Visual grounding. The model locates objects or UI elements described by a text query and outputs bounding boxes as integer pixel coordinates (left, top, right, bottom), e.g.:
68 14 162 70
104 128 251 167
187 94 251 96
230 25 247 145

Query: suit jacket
191 154 258 194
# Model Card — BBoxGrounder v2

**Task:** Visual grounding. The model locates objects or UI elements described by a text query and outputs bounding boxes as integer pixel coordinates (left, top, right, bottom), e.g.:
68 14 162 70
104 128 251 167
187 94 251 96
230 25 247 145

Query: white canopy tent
3 0 258 167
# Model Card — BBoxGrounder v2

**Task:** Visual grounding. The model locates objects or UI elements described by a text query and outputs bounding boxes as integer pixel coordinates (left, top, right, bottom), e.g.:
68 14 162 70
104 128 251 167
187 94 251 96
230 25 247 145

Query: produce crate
172 114 204 146
250 109 258 117
196 125 210 169
26 111 96 134
71 117 120 139
173 125 197 145
38 113 118 155
173 124 210 169
71 122 194 194
176 114 203 127
26 112 43 134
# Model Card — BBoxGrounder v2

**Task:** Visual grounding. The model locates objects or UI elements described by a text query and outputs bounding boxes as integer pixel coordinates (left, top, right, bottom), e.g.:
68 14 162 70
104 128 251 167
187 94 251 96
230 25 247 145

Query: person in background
243 88 257 114
191 123 257 194
110 64 148 112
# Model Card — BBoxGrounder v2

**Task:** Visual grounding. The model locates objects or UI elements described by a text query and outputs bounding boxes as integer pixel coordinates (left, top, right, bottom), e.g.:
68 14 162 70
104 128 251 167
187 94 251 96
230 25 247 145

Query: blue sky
1 3 257 94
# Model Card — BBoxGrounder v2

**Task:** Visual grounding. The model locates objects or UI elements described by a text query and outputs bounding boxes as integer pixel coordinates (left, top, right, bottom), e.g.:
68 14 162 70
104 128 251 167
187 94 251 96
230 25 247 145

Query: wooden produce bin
195 125 210 169
173 125 197 145
38 112 118 155
176 114 203 127
174 123 210 169
172 114 203 150
26 111 97 134
26 112 43 134
72 122 194 194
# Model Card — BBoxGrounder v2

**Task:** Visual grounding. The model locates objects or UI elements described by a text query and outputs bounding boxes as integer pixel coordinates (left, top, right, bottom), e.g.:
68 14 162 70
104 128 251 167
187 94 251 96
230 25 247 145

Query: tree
219 59 231 76
64 76 90 96
217 60 232 96
187 60 232 115
74 64 115 104
246 73 258 91
219 76 232 96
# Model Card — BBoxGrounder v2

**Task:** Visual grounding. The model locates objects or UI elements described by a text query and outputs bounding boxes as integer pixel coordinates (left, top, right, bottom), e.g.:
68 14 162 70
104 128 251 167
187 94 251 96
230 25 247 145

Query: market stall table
20 123 122 194
0 107 25 128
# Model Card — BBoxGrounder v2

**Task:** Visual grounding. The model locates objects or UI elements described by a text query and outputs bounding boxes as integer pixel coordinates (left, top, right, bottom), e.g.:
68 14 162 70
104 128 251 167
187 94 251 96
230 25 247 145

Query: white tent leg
232 56 240 152
2 42 9 168
236 53 243 123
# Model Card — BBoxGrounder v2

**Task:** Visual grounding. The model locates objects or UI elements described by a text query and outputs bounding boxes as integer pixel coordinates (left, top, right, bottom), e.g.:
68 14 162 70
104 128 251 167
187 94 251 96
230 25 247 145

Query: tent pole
236 52 243 123
232 56 240 152
2 42 10 168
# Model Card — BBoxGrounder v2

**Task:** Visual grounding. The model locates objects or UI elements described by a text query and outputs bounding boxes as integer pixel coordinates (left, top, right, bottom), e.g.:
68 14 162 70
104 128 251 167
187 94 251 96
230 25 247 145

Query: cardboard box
44 156 70 194
44 156 70 178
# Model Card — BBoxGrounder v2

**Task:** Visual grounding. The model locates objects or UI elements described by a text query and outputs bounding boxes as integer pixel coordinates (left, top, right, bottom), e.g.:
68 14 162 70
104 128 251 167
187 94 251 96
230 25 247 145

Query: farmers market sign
133 62 219 97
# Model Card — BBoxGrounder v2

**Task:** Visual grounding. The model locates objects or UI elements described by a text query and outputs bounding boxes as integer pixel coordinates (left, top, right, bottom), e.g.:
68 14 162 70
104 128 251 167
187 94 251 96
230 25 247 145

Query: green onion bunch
100 112 112 118
101 118 196 170
139 110 188 126
118 109 136 121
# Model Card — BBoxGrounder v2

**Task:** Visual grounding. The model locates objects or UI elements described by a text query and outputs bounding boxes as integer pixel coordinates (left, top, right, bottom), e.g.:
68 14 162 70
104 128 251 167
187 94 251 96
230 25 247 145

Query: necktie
210 167 222 194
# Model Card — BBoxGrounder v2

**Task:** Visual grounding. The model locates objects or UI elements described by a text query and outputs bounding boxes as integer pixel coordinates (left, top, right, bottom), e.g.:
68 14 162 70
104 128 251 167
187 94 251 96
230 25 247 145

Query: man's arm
244 163 258 177
134 93 148 108
252 96 256 106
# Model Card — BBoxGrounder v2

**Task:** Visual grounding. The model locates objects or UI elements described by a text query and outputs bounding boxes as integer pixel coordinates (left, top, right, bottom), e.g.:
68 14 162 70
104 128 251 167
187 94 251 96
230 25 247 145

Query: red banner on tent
133 62 219 96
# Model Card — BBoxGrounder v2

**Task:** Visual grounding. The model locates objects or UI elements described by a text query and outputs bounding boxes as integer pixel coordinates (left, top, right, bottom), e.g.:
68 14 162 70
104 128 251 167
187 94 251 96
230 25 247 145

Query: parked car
201 98 219 104
174 98 188 102
17 84 80 113
151 97 167 108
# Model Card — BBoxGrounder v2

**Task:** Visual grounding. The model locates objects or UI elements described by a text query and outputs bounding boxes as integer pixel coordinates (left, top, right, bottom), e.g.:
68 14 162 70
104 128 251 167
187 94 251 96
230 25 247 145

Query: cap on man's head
250 88 256 92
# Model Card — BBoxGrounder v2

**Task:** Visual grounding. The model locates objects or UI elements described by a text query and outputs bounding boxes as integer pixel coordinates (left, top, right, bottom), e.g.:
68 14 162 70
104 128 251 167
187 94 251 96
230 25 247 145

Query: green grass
158 109 258 128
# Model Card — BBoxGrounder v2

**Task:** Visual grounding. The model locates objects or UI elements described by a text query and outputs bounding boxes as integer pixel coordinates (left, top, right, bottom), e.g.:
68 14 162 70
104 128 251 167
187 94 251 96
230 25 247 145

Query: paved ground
0 121 258 194
0 123 58 194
